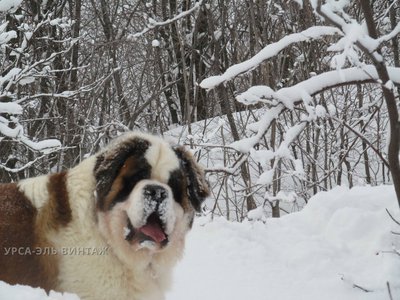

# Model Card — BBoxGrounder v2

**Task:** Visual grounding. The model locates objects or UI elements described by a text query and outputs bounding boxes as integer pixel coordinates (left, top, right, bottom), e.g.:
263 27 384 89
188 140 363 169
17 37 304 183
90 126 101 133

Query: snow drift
1 185 400 300
168 185 400 300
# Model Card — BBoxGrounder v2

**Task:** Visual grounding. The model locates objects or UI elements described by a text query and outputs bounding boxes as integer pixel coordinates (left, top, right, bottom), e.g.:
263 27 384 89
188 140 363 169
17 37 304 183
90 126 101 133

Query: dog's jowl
0 132 209 300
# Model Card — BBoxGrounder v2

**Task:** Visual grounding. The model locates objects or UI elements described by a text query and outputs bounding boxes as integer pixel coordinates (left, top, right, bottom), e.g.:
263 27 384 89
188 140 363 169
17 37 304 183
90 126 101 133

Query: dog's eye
109 166 152 208
124 168 150 188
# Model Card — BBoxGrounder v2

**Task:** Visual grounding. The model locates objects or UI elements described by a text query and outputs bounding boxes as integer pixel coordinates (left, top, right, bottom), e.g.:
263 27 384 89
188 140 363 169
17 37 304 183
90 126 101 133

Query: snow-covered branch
128 0 203 39
0 154 48 173
0 22 17 45
236 65 400 109
1 38 78 94
200 26 341 90
0 102 22 115
0 116 61 154
205 154 249 175
225 64 400 187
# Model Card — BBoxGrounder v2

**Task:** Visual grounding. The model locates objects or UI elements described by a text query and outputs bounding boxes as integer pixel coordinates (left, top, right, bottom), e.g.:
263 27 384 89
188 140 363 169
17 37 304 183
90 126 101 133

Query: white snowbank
167 185 400 300
1 185 400 299
0 281 79 300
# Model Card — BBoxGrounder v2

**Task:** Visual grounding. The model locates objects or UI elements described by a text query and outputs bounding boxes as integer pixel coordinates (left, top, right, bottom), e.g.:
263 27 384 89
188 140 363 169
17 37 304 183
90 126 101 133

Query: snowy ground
168 185 400 300
1 185 400 300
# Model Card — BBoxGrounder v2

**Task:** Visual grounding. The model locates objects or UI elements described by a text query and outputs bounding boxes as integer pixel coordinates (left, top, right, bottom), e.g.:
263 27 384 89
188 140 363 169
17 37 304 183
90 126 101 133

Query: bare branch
333 117 389 168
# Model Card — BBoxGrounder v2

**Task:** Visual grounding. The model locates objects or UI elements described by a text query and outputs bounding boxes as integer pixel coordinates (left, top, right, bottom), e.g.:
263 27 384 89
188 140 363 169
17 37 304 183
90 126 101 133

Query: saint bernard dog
0 131 209 300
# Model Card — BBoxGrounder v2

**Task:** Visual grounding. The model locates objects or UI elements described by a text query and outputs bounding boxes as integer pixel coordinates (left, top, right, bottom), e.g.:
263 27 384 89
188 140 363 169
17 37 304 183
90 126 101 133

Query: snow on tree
1 0 399 219
0 1 81 181
199 0 400 214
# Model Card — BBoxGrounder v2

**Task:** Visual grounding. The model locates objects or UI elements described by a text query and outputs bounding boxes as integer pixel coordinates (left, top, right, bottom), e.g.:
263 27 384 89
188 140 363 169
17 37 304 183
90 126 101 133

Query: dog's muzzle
124 182 175 249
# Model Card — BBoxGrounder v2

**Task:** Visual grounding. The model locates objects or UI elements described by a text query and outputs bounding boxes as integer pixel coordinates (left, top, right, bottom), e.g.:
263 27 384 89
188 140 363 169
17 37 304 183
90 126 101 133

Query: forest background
1 0 400 221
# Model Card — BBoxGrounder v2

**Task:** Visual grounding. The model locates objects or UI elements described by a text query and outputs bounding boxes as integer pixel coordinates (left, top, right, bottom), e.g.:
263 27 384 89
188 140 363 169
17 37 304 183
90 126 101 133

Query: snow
250 148 275 166
0 67 21 88
0 0 23 12
0 98 61 156
0 281 79 300
238 66 400 111
200 26 341 90
0 102 23 115
315 104 327 117
151 39 160 47
235 85 278 105
167 185 400 300
226 64 400 158
2 185 400 299
229 104 285 153
21 138 62 154
129 0 203 39
0 22 17 45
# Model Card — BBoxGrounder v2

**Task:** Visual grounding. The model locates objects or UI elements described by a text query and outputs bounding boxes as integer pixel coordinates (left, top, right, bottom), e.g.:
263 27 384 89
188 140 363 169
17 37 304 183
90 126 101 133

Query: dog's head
93 132 209 261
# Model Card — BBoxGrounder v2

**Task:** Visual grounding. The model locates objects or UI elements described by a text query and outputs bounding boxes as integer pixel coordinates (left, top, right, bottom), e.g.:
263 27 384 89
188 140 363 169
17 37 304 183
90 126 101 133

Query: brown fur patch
41 172 72 228
99 156 152 211
95 137 151 211
0 183 58 291
102 156 139 210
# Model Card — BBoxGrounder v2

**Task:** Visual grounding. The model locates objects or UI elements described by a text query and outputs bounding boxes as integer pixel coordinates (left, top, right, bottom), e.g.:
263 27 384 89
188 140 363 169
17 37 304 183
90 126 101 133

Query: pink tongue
139 223 166 243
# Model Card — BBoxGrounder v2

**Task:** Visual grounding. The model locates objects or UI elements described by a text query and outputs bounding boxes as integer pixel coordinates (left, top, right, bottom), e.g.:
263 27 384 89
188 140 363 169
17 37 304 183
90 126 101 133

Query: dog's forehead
105 132 181 180
144 139 180 182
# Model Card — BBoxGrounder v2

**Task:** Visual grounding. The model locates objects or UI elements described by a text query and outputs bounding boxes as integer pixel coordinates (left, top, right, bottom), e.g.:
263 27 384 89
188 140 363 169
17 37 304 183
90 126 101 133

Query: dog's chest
54 228 167 300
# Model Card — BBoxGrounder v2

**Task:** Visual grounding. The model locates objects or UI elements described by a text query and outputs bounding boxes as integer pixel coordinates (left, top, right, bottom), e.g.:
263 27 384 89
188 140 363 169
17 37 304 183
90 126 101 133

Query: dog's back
0 183 57 290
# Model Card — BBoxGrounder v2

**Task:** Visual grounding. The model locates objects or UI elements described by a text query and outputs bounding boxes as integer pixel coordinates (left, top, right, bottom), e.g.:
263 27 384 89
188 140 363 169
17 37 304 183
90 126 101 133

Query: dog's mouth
124 212 169 248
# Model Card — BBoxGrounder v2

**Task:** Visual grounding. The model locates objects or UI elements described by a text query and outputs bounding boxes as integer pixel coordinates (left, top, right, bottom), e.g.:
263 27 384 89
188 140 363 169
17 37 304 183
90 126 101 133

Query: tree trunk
359 0 400 207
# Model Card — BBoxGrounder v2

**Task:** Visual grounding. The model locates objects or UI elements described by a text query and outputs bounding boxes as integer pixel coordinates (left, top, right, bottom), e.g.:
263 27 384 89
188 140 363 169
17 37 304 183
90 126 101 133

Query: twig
386 208 400 226
387 282 393 300
340 274 373 293
334 117 390 168
353 283 372 293
0 154 47 173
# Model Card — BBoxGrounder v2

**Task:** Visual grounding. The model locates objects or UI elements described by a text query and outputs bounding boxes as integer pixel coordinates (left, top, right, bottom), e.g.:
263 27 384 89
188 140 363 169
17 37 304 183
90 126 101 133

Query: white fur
125 179 176 235
53 155 190 300
145 140 180 182
18 175 50 209
98 132 180 182
45 132 193 300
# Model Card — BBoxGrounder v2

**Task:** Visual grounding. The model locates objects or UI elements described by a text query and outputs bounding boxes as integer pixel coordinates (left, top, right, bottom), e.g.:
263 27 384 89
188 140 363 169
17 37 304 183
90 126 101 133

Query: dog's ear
174 147 209 212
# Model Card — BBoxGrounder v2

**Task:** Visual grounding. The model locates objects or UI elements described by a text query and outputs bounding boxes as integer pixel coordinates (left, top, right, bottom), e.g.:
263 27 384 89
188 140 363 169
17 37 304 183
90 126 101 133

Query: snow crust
2 185 400 299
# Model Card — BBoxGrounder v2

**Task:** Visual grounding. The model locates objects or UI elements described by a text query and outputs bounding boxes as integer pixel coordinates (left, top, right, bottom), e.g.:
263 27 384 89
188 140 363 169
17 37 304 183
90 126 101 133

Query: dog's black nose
143 185 168 202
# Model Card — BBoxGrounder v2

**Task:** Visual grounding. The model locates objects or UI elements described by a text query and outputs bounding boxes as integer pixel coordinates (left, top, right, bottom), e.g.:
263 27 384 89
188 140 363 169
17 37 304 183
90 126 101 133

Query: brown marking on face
95 137 151 211
103 156 143 210
0 183 58 291
37 172 72 231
